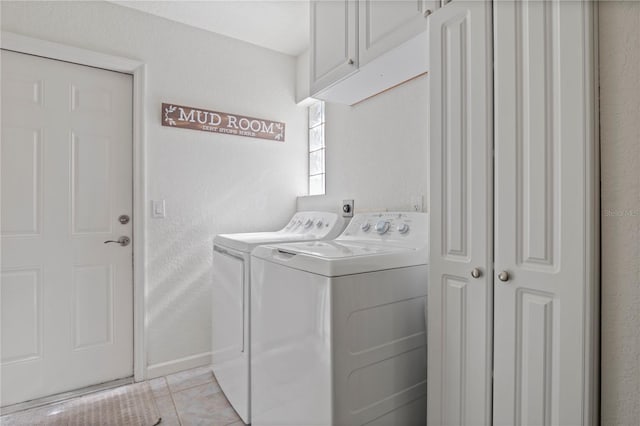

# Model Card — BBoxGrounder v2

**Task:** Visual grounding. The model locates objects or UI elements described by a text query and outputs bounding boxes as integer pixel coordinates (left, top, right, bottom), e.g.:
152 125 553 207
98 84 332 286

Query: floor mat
1 382 162 426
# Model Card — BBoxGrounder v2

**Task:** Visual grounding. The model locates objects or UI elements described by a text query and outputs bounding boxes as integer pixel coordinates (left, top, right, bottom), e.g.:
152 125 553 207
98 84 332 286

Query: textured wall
1 1 308 377
297 74 429 213
599 2 640 424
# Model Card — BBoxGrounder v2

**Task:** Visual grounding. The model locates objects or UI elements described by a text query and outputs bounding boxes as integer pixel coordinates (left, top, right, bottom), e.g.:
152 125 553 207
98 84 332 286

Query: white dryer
212 211 347 424
250 212 428 426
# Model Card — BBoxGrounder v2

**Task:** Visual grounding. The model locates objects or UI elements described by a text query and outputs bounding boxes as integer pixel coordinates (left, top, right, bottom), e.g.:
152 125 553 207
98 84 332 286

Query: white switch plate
411 195 424 212
152 200 166 218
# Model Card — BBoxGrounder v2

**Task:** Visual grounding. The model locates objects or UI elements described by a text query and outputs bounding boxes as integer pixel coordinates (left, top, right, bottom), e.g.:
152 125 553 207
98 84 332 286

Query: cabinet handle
423 9 432 17
471 268 482 279
347 58 354 65
498 271 510 282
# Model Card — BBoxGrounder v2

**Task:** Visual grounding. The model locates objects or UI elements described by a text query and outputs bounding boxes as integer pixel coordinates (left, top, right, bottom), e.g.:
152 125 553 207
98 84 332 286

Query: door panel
1 50 133 406
73 265 114 349
516 290 555 426
442 277 467 425
358 0 432 66
310 0 358 94
71 133 112 233
427 2 493 425
493 1 599 424
1 127 43 235
1 268 42 363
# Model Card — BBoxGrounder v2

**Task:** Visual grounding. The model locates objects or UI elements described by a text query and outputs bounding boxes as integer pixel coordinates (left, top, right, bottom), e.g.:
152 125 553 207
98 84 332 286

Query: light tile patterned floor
0 366 244 426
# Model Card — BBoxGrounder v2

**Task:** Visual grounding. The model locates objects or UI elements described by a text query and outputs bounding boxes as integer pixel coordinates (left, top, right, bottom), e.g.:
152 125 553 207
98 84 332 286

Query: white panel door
358 0 433 66
427 1 493 425
1 50 133 406
493 1 599 425
310 0 358 94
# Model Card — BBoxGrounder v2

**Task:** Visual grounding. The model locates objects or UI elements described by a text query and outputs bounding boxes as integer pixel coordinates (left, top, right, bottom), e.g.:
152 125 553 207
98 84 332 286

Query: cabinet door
427 2 493 425
493 1 599 425
358 0 434 66
310 0 357 95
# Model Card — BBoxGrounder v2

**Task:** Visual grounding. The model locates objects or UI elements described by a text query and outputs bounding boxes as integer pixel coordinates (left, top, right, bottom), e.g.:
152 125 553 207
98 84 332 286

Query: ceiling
112 0 310 56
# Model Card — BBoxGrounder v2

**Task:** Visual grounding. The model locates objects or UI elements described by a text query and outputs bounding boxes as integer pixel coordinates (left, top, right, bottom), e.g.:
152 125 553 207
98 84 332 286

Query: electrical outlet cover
342 199 354 217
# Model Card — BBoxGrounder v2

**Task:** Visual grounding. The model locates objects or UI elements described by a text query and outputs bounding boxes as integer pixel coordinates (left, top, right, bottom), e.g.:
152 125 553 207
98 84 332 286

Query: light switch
152 200 166 218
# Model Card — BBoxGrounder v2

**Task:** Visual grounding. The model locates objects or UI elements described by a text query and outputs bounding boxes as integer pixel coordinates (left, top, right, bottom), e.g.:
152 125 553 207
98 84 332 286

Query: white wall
599 2 640 423
297 74 428 213
1 0 308 377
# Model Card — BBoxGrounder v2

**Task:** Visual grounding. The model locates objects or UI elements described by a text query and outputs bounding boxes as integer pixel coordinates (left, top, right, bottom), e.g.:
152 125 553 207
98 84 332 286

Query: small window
308 101 326 196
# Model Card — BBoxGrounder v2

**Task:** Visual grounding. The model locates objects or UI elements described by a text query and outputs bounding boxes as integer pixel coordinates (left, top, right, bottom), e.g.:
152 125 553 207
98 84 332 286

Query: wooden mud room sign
162 103 285 142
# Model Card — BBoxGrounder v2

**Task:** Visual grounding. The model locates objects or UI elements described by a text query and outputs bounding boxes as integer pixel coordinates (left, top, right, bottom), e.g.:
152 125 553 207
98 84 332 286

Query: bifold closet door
493 1 599 425
427 1 493 425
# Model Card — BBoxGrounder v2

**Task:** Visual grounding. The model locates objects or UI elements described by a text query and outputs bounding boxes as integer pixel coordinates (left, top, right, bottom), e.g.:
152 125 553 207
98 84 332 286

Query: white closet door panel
493 1 599 424
427 2 493 425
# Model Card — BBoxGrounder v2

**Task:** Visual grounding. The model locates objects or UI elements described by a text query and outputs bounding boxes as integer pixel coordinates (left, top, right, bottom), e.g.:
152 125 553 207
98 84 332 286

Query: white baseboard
145 352 212 380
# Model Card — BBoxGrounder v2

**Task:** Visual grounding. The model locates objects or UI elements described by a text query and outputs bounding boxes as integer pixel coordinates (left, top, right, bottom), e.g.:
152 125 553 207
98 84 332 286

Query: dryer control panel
337 212 428 246
281 211 344 239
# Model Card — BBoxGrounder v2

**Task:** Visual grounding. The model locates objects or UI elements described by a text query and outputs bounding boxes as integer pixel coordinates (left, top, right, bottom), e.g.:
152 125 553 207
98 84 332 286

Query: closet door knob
498 271 510 282
471 268 481 279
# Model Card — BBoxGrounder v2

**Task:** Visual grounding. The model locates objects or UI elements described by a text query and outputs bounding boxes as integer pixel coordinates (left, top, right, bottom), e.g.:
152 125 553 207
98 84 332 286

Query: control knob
397 223 410 234
361 223 371 232
304 219 314 229
374 220 390 234
316 220 324 228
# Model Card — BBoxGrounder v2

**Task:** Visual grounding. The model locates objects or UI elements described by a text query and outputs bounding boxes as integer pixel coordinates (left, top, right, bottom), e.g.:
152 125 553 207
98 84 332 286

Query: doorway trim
1 31 148 381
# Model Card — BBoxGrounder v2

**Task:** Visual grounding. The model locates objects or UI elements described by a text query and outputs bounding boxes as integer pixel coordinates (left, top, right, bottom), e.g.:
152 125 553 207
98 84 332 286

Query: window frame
308 101 326 196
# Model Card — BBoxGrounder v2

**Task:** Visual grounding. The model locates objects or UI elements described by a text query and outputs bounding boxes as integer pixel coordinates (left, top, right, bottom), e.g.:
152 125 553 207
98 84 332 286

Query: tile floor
0 366 243 426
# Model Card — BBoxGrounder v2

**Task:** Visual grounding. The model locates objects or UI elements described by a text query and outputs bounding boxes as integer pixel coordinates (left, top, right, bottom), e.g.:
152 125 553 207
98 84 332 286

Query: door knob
471 268 482 279
498 271 510 282
104 236 130 247
423 9 432 17
347 58 354 65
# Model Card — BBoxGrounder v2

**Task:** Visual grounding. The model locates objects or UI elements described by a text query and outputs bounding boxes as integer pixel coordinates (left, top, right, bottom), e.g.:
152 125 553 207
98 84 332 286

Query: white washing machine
250 212 428 426
212 211 348 424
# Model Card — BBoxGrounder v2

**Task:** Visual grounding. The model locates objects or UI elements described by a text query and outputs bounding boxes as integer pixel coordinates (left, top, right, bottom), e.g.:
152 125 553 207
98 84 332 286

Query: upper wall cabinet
310 0 439 105
310 0 358 95
359 0 436 66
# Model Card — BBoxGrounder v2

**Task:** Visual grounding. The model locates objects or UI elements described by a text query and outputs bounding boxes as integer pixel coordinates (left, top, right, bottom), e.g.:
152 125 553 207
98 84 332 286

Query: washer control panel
338 212 428 244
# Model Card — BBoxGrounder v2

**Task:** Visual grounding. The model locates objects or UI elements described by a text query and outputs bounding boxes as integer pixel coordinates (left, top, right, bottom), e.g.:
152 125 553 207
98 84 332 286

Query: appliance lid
251 241 427 277
270 240 414 259
213 211 348 253
215 231 320 252
250 212 429 276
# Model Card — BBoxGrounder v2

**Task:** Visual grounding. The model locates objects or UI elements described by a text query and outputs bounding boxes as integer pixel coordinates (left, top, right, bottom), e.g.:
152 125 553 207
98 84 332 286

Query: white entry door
1 50 134 406
427 1 493 425
493 1 599 424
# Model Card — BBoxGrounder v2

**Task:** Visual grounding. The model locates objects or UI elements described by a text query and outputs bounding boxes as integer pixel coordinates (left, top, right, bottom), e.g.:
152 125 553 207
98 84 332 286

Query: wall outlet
342 199 354 217
411 195 424 212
